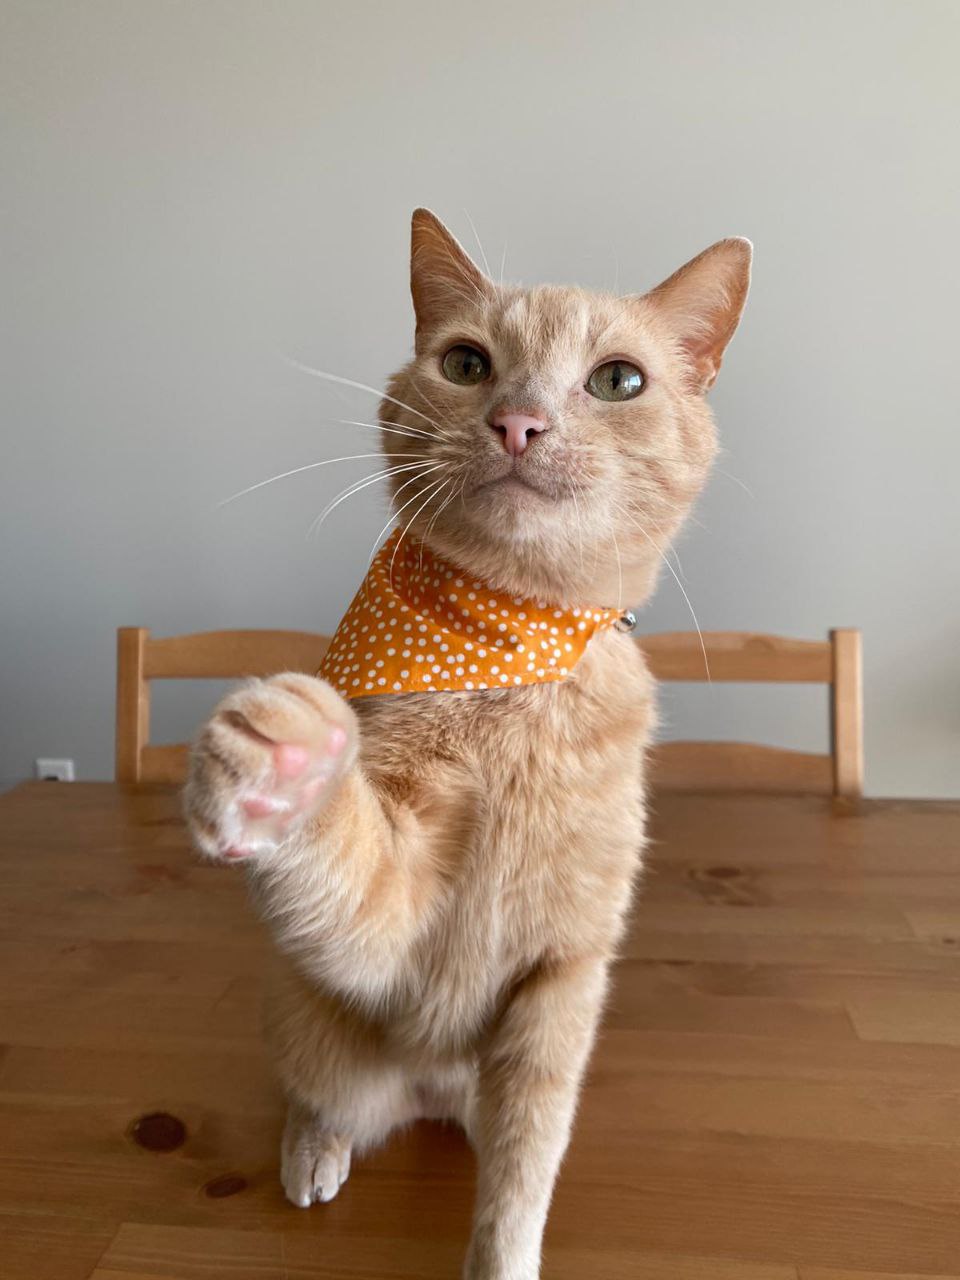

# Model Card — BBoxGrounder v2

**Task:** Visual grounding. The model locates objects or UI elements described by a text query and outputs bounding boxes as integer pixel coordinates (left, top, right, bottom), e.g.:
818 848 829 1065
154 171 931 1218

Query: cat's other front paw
281 1106 352 1207
183 673 357 865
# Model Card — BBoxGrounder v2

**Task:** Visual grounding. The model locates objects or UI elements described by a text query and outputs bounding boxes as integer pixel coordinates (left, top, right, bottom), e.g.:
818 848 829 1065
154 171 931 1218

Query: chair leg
830 628 863 799
116 627 150 782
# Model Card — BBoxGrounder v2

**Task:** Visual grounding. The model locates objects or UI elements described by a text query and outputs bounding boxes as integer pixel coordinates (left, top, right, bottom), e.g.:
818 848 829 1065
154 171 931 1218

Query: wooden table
2 783 960 1279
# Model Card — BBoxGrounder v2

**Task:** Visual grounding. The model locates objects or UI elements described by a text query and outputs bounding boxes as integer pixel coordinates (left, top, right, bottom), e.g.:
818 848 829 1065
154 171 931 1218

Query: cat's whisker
218 452 432 507
611 528 624 613
570 483 586 575
366 471 445 565
308 461 447 540
381 468 454 570
337 418 440 444
609 499 711 681
667 542 686 582
283 357 451 436
499 243 507 288
419 471 464 574
407 376 456 432
421 499 451 561
463 208 493 280
622 477 695 514
309 464 403 541
456 466 470 513
435 279 490 312
424 470 460 534
388 475 455 595
431 255 492 310
716 466 755 498
365 470 453 590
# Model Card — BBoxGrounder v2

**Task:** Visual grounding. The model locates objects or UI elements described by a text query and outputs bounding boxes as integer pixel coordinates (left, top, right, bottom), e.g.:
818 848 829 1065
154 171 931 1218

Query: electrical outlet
35 758 75 782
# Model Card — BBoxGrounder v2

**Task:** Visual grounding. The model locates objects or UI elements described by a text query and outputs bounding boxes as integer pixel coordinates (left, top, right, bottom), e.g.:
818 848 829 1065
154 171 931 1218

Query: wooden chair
116 626 863 797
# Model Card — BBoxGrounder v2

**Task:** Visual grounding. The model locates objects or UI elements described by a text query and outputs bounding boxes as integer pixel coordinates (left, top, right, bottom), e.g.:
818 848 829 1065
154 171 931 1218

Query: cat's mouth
468 462 573 504
474 473 550 499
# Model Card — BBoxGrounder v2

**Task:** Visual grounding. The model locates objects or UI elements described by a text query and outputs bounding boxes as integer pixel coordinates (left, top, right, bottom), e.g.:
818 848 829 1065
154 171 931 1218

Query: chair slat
637 631 832 683
140 743 191 785
144 630 329 679
140 739 838 793
648 741 833 794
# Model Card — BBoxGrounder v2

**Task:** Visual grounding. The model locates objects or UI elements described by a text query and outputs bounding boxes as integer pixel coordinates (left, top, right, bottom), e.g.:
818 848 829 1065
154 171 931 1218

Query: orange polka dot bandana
318 530 623 699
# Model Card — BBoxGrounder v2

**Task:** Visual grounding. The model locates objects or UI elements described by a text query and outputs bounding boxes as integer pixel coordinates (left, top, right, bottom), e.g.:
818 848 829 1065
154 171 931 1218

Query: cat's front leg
183 672 358 864
184 674 457 993
464 956 609 1280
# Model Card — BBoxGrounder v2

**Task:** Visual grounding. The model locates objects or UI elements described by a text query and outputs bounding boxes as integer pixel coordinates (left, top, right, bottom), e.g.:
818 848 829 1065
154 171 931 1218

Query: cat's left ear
410 209 492 346
644 238 753 392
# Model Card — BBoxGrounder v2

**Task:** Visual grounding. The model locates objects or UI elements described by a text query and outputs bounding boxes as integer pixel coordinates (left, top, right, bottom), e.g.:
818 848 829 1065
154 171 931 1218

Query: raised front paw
183 673 357 864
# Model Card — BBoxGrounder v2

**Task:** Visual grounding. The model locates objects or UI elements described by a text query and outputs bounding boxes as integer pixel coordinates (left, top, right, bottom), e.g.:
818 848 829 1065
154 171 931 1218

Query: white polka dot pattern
317 530 622 700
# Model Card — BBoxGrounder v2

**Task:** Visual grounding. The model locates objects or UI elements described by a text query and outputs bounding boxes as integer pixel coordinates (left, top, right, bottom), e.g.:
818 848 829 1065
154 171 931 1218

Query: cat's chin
464 473 567 538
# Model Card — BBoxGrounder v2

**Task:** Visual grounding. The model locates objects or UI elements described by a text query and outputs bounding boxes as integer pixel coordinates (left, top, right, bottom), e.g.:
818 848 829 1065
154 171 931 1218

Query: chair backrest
640 629 863 798
115 628 332 784
116 626 862 797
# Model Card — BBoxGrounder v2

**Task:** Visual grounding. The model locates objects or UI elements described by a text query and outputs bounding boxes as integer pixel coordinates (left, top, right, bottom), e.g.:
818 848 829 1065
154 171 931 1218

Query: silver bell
614 610 637 633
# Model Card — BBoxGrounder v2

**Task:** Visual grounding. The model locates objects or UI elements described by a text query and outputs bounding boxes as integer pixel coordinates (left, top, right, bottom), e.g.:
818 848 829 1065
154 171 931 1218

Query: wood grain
637 629 832 682
143 630 330 680
2 784 959 1278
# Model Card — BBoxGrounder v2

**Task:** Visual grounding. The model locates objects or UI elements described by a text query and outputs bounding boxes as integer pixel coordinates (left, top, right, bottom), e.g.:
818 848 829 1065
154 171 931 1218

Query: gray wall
2 0 958 797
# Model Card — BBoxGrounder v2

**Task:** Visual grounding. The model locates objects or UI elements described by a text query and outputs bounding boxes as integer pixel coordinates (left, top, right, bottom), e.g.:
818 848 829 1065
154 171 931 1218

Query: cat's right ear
410 209 491 347
644 238 753 393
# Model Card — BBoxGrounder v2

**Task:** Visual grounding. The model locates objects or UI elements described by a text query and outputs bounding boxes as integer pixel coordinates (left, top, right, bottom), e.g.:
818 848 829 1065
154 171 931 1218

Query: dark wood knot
204 1173 248 1198
130 1112 187 1152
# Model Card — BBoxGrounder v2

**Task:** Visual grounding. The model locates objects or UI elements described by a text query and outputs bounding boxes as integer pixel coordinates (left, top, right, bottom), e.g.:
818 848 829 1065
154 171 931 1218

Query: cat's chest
412 676 649 1050
368 640 653 1052
460 639 653 953
360 629 653 938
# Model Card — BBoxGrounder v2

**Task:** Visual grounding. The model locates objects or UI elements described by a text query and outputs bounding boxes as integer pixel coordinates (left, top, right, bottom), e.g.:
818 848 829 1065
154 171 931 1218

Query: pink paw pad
274 744 311 779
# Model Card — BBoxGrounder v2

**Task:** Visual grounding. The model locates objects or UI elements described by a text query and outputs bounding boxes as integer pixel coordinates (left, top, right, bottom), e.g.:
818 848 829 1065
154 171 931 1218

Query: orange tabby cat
184 210 750 1280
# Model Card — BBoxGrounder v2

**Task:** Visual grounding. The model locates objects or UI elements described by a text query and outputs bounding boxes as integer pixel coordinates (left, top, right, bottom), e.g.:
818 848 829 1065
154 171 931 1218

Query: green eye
586 360 645 401
441 344 491 385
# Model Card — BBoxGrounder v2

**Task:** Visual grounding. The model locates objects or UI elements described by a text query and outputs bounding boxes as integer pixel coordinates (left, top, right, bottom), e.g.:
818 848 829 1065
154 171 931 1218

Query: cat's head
383 209 751 608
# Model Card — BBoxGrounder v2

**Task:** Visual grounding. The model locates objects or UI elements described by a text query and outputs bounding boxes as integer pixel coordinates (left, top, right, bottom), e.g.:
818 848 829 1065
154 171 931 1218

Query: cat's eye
441 344 491 386
586 360 645 401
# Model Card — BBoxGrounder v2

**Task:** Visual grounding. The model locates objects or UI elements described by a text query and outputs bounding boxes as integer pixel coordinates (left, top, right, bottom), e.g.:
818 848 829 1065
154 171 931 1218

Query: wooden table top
2 782 960 1279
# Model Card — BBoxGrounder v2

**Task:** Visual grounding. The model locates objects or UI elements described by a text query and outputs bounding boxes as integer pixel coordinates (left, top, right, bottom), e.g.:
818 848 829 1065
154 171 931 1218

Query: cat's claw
183 673 357 864
281 1110 352 1207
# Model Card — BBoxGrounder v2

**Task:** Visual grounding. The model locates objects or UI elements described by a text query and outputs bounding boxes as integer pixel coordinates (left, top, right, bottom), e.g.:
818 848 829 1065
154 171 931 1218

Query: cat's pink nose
490 411 548 457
